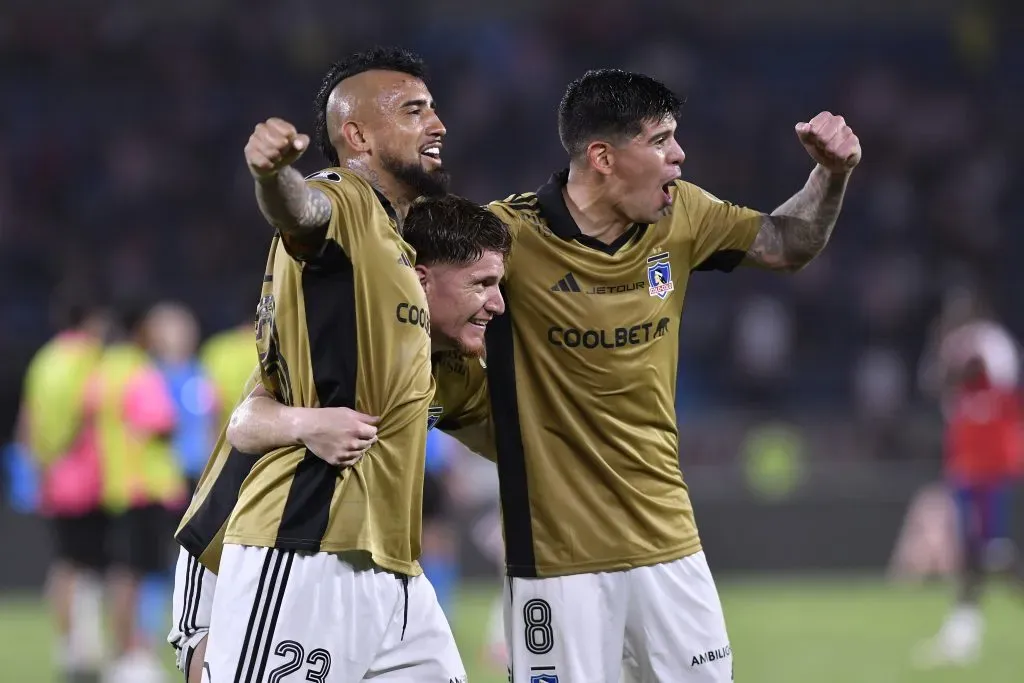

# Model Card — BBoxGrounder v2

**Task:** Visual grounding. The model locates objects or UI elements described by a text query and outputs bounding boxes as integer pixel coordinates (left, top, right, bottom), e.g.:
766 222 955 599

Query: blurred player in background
139 303 218 654
169 194 506 683
197 46 481 681
17 294 108 683
96 299 186 683
482 69 860 682
916 288 1024 666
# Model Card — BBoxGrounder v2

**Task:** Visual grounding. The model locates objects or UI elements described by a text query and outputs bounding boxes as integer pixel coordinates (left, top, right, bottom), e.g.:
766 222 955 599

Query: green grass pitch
0 578 1020 682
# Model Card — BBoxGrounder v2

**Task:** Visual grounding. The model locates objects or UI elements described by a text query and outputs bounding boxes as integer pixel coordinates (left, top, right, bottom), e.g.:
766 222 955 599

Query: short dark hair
404 195 512 267
558 69 683 159
314 46 428 166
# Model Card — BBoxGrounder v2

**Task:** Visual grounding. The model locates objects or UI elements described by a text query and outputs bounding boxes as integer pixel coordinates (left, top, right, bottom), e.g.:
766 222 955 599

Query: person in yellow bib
18 295 108 683
92 298 186 683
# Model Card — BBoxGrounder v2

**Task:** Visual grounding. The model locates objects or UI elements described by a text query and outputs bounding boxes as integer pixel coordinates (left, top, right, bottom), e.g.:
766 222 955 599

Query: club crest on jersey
530 674 558 683
646 252 674 299
427 405 444 431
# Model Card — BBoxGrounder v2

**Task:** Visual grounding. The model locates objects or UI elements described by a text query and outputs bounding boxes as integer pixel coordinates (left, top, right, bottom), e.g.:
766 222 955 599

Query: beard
381 151 450 199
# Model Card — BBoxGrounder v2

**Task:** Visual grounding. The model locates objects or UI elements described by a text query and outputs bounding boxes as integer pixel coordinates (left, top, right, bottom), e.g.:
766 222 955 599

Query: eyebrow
400 98 433 109
647 128 673 143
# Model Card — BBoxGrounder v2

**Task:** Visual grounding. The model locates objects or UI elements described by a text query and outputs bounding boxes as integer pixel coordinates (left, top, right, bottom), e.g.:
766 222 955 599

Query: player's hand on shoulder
296 406 379 467
795 111 862 174
245 117 311 179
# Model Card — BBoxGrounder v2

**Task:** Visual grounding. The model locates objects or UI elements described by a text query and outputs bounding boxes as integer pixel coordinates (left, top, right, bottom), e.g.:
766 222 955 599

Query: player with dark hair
190 42 493 678
476 68 862 682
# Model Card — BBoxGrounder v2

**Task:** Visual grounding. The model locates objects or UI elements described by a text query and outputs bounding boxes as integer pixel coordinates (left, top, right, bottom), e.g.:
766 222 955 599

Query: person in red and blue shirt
918 302 1024 666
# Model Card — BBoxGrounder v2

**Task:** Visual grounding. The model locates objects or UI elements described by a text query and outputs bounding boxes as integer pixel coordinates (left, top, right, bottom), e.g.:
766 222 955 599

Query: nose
486 288 506 316
667 138 685 167
427 110 446 139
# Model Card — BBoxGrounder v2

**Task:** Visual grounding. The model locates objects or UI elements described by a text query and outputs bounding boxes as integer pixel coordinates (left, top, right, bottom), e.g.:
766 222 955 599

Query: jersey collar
536 169 647 255
372 188 398 223
536 169 580 240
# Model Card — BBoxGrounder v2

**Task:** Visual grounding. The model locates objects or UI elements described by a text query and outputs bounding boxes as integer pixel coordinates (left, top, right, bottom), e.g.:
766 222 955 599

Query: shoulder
305 167 376 207
487 192 539 232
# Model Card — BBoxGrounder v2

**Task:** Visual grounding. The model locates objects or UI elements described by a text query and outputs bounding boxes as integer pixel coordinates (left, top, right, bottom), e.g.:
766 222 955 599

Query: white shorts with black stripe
203 544 465 683
169 546 218 675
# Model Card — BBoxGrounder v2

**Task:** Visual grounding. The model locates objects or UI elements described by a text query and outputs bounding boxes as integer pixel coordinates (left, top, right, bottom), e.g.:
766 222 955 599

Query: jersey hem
223 534 423 577
508 538 703 578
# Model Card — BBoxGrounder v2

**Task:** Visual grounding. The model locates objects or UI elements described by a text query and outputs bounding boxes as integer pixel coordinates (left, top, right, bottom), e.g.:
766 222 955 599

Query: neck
430 335 454 354
341 157 413 224
564 166 632 245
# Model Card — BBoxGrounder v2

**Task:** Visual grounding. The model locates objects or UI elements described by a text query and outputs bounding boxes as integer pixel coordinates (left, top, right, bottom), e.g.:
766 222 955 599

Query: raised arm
245 117 332 239
744 111 861 272
226 384 379 467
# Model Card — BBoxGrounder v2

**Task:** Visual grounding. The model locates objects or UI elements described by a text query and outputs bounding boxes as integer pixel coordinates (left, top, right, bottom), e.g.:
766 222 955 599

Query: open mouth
468 317 489 329
420 143 442 163
661 180 675 204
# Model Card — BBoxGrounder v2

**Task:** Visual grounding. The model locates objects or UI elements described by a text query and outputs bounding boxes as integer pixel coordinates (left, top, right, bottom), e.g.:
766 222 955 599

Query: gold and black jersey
225 168 434 576
175 354 489 574
487 169 762 578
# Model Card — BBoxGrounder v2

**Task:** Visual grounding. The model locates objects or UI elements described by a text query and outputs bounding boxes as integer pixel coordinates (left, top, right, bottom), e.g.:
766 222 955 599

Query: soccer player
199 38 514 674
95 298 186 683
916 290 1023 666
168 193 507 683
18 295 108 683
478 70 861 682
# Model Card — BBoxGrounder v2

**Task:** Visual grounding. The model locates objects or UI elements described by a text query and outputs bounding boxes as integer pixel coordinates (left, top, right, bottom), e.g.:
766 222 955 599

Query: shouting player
478 70 861 683
170 192 508 682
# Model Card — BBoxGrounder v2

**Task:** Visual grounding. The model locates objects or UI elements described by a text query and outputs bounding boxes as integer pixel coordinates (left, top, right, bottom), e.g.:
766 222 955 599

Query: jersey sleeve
673 180 763 272
281 169 380 263
485 198 528 281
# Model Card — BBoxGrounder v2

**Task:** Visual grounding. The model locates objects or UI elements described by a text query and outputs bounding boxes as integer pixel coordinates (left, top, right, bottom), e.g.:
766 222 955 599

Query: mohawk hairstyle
404 195 512 267
314 46 428 166
558 69 684 159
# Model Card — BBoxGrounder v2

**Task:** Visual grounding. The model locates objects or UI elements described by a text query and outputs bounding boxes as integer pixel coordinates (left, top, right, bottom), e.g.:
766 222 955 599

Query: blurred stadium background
2 0 1023 681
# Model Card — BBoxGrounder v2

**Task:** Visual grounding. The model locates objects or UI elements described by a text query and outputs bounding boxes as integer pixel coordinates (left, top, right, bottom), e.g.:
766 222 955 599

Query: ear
585 140 614 175
414 264 430 291
341 121 371 154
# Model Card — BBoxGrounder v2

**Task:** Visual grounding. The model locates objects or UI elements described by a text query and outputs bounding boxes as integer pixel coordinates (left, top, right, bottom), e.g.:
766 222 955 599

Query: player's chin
457 325 487 357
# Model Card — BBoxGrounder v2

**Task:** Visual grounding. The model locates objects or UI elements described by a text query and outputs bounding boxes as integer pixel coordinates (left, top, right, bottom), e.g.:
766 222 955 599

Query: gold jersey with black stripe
224 168 434 576
175 353 489 574
486 170 763 578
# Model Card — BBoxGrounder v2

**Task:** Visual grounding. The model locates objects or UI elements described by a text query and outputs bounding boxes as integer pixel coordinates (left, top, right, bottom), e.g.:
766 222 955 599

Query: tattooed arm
244 116 332 240
743 165 849 271
744 111 862 272
254 167 333 237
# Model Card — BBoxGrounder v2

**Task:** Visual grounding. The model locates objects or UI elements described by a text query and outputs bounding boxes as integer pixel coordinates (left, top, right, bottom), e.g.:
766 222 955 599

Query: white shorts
169 546 219 674
204 544 465 683
504 551 732 683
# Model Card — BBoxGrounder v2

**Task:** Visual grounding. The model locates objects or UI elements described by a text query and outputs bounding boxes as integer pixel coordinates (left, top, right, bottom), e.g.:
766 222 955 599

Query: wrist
286 407 312 446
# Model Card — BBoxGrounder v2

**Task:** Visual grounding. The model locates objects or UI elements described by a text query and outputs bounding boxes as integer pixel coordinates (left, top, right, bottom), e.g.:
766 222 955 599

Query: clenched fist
796 112 862 174
245 117 311 179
